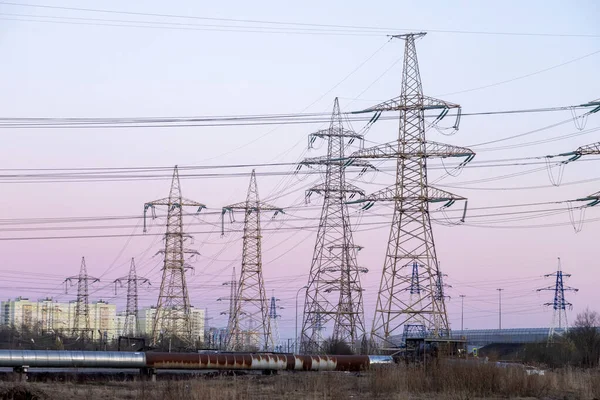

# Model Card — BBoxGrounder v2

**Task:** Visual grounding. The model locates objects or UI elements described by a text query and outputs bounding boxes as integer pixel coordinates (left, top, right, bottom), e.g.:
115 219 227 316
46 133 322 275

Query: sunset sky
0 0 599 340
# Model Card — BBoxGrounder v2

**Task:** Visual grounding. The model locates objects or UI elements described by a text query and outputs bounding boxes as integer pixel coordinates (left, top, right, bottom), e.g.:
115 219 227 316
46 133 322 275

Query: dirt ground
0 365 598 400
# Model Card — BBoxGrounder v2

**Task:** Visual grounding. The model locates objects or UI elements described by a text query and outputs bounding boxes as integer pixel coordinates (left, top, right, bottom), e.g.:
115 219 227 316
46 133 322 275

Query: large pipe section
0 350 145 368
146 353 385 371
0 350 393 372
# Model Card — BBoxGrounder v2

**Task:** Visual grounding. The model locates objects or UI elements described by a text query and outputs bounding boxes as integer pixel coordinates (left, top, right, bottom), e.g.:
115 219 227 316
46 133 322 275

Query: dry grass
2 363 600 400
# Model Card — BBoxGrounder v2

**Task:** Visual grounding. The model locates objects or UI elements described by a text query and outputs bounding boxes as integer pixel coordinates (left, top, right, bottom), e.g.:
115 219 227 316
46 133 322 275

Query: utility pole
497 289 503 330
537 257 578 340
347 33 474 349
299 98 371 354
64 257 99 341
114 258 150 337
143 165 206 348
222 170 283 352
459 295 466 331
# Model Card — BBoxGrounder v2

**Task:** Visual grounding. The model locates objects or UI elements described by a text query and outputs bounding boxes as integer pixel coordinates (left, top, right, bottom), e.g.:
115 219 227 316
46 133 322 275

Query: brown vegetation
2 362 599 400
523 308 600 369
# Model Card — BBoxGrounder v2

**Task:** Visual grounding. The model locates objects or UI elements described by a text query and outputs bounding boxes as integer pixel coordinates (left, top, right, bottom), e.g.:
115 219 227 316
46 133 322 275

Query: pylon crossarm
299 155 374 169
309 128 364 141
143 199 205 233
307 182 365 197
576 141 600 156
575 191 600 207
581 100 600 113
354 95 460 114
349 140 474 164
346 185 466 208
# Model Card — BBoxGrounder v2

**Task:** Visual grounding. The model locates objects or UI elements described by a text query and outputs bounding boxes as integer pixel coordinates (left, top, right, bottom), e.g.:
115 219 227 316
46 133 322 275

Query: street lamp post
295 286 308 354
497 288 504 329
459 294 466 331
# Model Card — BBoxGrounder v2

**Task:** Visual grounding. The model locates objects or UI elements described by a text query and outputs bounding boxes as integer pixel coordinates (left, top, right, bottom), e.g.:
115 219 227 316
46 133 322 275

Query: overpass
450 328 566 348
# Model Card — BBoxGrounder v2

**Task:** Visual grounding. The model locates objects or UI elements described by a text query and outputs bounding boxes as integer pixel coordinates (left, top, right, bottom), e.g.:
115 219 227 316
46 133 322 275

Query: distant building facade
137 306 205 342
1 298 205 343
0 297 117 339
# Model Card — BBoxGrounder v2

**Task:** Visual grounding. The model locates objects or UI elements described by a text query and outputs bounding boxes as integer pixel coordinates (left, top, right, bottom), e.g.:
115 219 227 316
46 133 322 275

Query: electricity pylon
64 257 99 339
269 292 282 352
218 267 238 349
143 165 206 347
222 170 283 351
347 33 475 349
114 258 150 337
537 257 578 340
299 98 371 354
408 262 423 324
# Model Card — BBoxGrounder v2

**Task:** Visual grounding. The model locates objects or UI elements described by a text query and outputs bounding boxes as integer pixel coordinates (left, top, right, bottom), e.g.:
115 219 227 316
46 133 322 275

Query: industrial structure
0 350 393 381
537 258 578 339
114 258 150 337
222 170 283 351
64 257 100 340
269 293 282 352
143 166 205 347
221 266 238 347
300 98 370 354
347 32 474 349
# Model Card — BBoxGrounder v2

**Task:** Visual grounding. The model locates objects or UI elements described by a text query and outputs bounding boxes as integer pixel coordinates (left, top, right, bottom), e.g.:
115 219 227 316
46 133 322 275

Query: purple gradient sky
0 0 599 339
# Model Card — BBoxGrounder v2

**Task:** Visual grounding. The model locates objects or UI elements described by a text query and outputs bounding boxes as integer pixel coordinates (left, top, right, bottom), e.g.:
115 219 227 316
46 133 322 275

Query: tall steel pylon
114 258 150 337
219 267 238 348
299 98 371 354
64 257 99 339
143 166 205 347
347 33 474 349
269 292 282 352
537 258 578 339
222 170 283 351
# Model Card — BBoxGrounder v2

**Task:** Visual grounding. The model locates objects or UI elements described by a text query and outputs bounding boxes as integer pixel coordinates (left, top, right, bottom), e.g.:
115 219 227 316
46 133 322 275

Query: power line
1 2 598 38
436 49 600 97
0 104 594 128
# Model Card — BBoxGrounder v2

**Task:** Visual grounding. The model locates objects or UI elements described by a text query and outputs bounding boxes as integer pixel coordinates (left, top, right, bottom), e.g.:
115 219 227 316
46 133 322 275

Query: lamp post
295 286 308 354
497 288 504 329
459 294 466 331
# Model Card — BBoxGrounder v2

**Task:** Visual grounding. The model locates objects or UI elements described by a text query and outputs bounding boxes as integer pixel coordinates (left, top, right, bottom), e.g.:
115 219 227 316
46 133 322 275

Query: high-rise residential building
138 306 205 342
1 298 204 343
1 297 117 339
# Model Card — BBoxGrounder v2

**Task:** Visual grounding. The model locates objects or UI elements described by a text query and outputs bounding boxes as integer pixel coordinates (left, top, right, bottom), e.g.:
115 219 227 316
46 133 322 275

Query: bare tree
568 308 600 368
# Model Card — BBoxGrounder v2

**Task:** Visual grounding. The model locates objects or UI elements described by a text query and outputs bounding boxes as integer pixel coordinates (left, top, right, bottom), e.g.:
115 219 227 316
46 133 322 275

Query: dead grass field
1 363 599 400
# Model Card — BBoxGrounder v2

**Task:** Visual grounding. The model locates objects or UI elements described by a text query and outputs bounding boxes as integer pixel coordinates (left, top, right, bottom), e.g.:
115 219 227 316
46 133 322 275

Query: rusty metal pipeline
145 353 385 371
0 350 393 372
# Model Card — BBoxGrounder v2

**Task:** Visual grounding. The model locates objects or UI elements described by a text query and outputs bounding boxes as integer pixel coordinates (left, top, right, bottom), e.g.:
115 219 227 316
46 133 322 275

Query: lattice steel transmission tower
218 267 238 348
537 258 578 339
64 257 99 339
300 98 371 354
269 292 282 352
143 166 205 347
114 258 150 337
347 33 474 349
222 170 283 351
